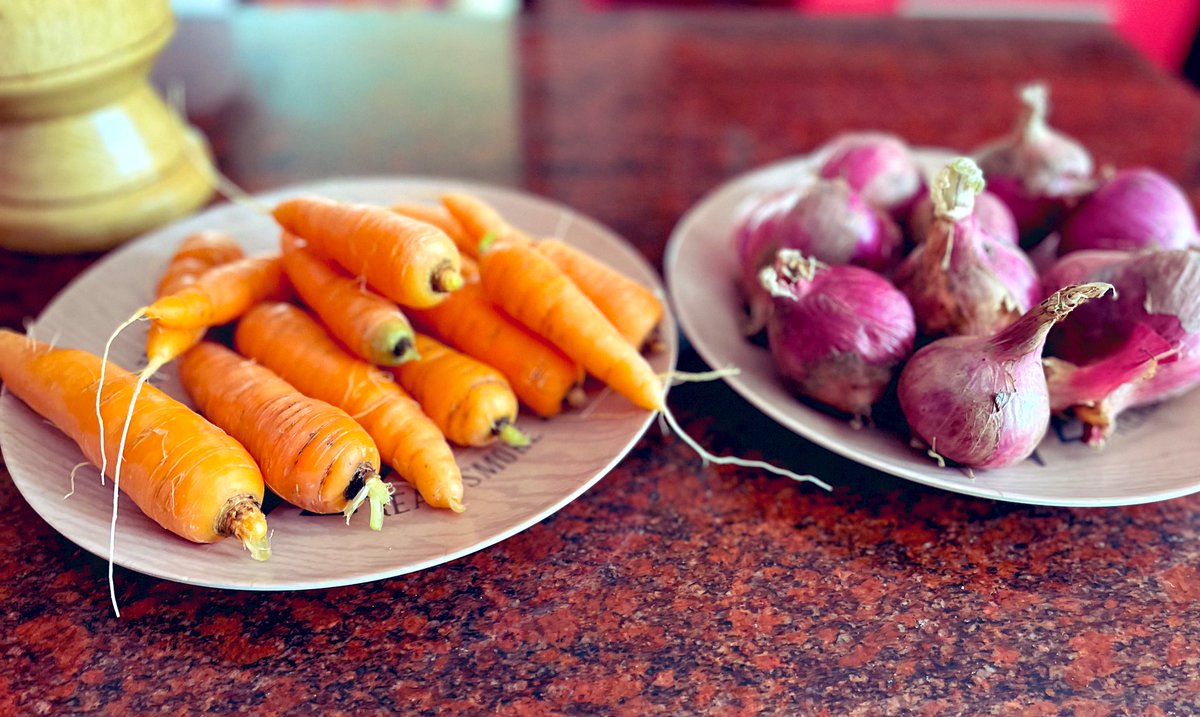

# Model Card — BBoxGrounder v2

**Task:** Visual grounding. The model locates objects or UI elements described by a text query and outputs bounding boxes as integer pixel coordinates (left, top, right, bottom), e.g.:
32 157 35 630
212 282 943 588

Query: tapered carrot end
448 498 466 514
343 473 393 531
221 494 272 561
566 385 588 409
372 324 419 366
431 263 464 294
496 419 530 448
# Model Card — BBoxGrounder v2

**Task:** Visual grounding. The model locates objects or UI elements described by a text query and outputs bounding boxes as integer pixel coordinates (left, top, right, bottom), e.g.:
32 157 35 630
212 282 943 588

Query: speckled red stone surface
3 7 1200 715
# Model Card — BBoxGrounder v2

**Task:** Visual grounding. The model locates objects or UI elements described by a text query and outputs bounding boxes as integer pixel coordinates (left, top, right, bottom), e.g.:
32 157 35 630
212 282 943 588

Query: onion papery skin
734 179 903 334
818 132 924 222
760 250 915 421
1057 168 1200 255
898 282 1112 469
1047 249 1200 364
1044 324 1179 447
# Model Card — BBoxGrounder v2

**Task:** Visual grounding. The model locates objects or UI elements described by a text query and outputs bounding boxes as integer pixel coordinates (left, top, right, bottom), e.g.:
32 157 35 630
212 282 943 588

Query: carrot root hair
342 473 393 531
655 366 833 492
96 309 147 487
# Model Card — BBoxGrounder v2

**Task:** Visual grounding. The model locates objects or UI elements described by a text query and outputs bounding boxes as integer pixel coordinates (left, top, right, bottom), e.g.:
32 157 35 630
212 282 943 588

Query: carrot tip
388 335 420 365
566 385 588 409
496 419 530 448
431 263 464 294
220 495 272 561
477 232 498 255
343 474 392 531
448 498 466 514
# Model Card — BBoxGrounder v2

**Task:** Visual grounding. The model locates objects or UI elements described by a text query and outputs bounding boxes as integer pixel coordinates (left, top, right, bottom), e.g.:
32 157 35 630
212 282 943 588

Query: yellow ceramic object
0 0 215 253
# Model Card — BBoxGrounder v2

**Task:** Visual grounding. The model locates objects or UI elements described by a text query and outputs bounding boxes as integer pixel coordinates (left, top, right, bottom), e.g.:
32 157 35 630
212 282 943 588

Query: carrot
272 195 463 308
141 254 288 331
479 240 665 411
144 231 245 377
392 333 529 448
234 303 465 512
439 192 531 259
178 341 391 529
533 238 665 351
280 231 418 365
390 201 474 258
155 231 245 298
0 330 271 615
442 192 665 350
406 275 584 418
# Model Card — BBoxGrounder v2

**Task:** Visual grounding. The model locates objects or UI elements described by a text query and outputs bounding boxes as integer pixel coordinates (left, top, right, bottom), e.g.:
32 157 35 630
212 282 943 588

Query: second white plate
665 151 1200 507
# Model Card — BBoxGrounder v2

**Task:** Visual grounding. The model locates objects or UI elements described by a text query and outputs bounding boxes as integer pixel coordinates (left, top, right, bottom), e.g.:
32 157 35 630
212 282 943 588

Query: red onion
734 178 902 333
759 249 916 422
1044 324 1178 447
907 188 1018 246
898 282 1113 469
894 157 1040 337
1048 249 1200 363
818 132 924 222
973 83 1093 246
1057 168 1200 255
1044 250 1200 440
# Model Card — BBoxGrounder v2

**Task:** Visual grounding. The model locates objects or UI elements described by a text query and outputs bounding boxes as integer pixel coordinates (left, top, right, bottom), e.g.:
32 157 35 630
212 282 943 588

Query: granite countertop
3 7 1200 715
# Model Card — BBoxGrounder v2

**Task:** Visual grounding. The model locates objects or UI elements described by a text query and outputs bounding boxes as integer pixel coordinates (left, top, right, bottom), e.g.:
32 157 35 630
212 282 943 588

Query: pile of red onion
731 111 1200 471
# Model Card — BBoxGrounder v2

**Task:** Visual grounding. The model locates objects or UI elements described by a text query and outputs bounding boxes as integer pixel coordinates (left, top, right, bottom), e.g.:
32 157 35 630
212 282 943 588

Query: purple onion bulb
899 282 1113 469
895 157 1040 337
760 249 915 422
973 82 1094 246
734 178 902 334
818 132 924 222
1057 168 1200 255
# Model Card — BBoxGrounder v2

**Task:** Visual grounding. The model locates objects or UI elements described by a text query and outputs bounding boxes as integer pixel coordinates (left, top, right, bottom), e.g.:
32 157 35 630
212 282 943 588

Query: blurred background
173 0 1200 83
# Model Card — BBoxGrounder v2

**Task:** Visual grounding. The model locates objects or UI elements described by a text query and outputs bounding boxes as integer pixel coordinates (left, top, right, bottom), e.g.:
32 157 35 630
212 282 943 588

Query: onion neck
1016 82 1050 142
931 157 985 223
760 249 823 300
989 282 1114 360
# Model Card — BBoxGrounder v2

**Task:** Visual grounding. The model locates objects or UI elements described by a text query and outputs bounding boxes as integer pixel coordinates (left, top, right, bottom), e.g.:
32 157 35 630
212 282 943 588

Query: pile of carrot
0 189 670 576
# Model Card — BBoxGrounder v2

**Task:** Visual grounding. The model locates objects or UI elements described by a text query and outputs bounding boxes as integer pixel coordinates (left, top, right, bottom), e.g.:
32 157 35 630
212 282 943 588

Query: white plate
666 151 1200 507
1 177 677 589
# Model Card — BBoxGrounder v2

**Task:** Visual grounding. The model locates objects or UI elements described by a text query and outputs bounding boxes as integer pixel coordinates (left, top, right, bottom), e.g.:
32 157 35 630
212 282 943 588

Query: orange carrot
392 333 529 448
0 331 271 588
390 201 473 258
442 192 664 350
142 254 288 330
235 303 465 512
533 238 664 351
406 277 584 418
144 231 245 377
439 192 531 259
178 341 391 529
479 240 665 411
155 231 245 297
273 195 463 308
280 231 418 365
